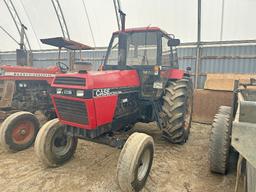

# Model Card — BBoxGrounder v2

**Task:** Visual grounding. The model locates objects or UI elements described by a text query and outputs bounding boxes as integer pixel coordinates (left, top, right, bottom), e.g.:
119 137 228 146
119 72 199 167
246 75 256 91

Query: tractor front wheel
34 118 78 167
117 132 154 192
0 111 40 152
161 78 193 144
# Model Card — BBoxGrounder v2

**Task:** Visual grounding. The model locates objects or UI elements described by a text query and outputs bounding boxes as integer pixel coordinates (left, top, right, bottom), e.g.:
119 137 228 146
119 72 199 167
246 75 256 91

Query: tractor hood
0 65 61 84
0 65 60 75
51 70 140 90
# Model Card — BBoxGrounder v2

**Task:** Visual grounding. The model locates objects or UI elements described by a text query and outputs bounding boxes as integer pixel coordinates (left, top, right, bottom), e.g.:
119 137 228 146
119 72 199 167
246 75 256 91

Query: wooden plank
204 73 256 91
192 89 233 124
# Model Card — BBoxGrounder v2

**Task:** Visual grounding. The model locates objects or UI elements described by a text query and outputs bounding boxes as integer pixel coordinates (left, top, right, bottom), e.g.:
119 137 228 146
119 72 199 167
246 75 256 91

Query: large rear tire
0 111 40 152
161 77 193 144
117 132 154 192
34 118 78 167
209 106 232 174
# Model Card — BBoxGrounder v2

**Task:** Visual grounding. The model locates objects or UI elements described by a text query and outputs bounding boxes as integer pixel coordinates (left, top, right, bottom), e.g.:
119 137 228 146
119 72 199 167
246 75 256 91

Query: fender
161 68 185 80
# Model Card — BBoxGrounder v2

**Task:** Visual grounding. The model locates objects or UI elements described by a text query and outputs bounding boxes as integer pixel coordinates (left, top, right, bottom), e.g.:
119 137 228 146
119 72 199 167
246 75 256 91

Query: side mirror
118 32 128 66
168 38 180 47
186 66 192 72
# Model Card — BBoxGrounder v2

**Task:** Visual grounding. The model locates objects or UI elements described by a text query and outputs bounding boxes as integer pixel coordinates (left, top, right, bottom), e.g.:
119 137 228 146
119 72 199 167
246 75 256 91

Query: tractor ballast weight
35 27 193 191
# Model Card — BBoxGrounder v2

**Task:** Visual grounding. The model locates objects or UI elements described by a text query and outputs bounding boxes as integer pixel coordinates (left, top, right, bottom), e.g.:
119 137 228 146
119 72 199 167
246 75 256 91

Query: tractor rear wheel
117 132 154 192
209 106 232 174
34 118 78 167
161 78 193 144
0 111 40 152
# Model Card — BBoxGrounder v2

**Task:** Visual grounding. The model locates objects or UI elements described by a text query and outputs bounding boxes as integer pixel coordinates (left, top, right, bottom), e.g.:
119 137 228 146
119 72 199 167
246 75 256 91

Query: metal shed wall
1 40 256 88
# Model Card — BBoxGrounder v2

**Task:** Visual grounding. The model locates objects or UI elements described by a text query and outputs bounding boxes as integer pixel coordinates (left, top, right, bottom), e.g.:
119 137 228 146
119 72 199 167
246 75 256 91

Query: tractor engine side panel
114 92 139 118
94 95 118 127
94 91 140 131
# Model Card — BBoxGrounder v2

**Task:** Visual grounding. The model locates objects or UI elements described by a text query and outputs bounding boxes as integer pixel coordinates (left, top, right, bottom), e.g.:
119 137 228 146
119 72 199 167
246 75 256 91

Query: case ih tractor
0 37 92 152
35 27 193 192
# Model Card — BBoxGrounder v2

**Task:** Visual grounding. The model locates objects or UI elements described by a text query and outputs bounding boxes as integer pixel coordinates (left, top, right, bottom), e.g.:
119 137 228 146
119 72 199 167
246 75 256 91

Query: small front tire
117 132 154 192
0 111 40 152
34 118 78 167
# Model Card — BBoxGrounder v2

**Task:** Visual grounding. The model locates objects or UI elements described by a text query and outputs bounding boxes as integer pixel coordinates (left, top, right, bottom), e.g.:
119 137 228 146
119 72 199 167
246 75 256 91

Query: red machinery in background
0 37 93 152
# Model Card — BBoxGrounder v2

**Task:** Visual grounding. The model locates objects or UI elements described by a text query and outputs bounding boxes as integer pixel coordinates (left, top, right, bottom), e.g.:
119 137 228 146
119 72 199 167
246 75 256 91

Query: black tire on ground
0 111 40 152
34 118 78 167
161 77 193 144
117 132 154 192
218 105 232 116
209 106 232 174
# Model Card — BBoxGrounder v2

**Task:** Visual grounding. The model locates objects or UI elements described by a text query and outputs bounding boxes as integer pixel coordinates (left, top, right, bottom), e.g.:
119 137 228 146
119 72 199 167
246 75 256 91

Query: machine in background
209 78 256 192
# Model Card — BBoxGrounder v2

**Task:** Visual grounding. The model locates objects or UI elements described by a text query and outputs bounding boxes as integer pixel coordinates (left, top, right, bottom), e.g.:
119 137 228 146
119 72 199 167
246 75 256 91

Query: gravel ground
0 123 237 192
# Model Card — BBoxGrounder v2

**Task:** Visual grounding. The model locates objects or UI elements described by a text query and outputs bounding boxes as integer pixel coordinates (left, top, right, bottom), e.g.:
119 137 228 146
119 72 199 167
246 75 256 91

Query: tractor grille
55 98 88 125
54 77 85 86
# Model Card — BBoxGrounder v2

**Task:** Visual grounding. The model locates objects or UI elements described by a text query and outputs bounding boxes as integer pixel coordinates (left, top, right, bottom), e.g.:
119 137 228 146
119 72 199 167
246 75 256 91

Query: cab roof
113 27 170 37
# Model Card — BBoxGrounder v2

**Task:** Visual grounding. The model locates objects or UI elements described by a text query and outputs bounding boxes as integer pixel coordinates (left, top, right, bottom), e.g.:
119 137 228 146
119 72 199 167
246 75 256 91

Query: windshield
105 31 158 66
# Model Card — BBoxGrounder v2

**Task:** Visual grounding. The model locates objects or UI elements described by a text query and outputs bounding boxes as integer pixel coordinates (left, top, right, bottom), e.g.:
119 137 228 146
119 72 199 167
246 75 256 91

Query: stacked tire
209 106 232 174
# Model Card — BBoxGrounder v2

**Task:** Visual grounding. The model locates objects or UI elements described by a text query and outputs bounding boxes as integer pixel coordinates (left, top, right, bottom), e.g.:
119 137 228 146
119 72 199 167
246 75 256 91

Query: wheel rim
52 127 73 157
184 94 192 132
11 120 35 145
137 148 151 181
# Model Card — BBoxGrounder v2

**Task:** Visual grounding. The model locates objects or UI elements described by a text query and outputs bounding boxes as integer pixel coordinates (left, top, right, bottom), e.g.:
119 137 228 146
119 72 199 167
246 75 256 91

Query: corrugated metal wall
1 41 256 88
178 43 256 88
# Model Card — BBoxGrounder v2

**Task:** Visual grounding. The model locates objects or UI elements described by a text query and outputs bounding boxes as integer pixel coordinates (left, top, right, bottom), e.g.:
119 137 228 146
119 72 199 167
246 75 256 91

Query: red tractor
0 37 92 152
35 27 193 191
0 65 61 152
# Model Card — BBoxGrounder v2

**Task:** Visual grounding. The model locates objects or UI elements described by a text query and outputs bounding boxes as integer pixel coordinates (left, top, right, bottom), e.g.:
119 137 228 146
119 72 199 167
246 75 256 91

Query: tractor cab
103 27 181 98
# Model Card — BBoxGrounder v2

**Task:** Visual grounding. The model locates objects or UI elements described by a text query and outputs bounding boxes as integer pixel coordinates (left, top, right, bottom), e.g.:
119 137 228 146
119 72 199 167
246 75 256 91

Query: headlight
19 83 23 88
0 69 5 76
56 88 62 94
76 90 84 97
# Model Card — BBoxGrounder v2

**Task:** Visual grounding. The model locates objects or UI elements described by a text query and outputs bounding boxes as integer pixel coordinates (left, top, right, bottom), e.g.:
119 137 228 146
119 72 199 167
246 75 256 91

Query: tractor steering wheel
56 62 69 73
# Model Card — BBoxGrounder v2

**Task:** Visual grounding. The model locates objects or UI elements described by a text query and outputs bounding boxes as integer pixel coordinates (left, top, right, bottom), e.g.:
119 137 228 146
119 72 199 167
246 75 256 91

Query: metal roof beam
3 0 32 51
51 0 70 40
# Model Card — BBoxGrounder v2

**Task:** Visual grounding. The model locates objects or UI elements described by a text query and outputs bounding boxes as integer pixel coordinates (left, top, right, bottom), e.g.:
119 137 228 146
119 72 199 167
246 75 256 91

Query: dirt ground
0 123 237 192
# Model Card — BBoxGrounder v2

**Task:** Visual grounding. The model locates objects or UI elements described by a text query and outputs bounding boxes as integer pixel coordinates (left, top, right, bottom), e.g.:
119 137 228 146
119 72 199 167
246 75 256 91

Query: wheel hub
11 121 35 145
20 129 26 135
137 149 150 181
54 137 67 147
52 128 73 157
